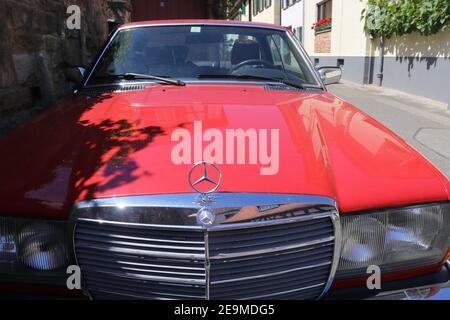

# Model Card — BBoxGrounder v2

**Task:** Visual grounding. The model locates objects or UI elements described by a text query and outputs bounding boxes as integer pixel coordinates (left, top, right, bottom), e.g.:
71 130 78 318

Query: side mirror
316 66 342 85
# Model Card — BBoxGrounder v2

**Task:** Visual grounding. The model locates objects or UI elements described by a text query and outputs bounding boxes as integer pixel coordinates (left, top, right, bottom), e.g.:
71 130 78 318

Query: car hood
0 84 448 217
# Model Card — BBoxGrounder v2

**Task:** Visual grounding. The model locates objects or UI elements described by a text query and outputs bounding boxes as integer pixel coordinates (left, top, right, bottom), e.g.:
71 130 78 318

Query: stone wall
0 0 131 134
108 0 133 24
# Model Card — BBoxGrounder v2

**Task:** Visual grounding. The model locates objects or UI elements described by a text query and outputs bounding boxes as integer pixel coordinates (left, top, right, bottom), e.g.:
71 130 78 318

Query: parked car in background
0 20 449 300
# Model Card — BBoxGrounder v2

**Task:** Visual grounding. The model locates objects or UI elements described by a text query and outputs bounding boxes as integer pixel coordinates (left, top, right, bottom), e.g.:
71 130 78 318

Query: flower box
312 18 332 34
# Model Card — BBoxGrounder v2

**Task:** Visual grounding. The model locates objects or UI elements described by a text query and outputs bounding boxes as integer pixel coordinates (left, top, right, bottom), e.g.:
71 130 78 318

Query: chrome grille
75 212 337 300
75 222 206 300
208 218 334 300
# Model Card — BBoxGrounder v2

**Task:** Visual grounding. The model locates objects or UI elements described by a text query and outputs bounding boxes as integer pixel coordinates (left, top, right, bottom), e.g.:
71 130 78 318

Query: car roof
118 19 289 32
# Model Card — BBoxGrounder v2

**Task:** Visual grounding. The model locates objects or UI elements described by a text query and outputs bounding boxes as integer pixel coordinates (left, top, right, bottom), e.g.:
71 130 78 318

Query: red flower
312 17 332 30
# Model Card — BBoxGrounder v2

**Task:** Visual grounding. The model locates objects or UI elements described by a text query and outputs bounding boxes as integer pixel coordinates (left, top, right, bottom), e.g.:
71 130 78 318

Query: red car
0 20 449 300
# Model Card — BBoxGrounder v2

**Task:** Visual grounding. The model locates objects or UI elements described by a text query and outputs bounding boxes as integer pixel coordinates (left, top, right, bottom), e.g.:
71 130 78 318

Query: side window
267 35 301 73
268 35 283 67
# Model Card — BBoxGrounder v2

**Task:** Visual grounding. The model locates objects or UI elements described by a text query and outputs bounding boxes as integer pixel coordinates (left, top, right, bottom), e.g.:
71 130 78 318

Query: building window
254 0 271 14
282 0 300 10
313 0 332 33
283 0 292 9
241 1 246 15
317 0 332 21
294 26 303 44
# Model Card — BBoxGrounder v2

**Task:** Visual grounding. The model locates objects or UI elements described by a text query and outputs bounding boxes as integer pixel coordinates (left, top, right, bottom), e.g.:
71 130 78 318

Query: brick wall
314 31 331 54
0 0 131 135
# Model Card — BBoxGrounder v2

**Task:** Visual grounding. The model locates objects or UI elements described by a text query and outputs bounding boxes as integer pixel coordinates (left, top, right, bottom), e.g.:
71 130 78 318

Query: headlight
336 203 450 279
0 216 69 283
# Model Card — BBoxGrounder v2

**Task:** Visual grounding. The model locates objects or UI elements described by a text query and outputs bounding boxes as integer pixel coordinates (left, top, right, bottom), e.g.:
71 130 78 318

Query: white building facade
281 0 304 43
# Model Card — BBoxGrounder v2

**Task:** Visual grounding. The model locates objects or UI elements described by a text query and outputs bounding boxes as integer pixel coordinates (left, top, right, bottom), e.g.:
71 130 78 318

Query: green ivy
362 0 450 38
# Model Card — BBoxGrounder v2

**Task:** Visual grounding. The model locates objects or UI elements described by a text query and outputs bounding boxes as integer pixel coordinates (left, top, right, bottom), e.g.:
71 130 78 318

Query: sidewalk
328 81 450 179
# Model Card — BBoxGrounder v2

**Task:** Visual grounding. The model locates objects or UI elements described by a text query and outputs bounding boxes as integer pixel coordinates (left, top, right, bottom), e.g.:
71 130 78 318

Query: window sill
315 28 332 35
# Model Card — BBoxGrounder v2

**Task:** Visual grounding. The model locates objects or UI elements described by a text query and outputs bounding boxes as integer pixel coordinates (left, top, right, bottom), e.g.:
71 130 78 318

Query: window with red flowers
313 0 332 33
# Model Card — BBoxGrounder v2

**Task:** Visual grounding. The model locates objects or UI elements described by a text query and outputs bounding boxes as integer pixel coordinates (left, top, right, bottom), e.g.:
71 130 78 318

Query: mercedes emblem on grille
196 208 216 226
188 161 222 194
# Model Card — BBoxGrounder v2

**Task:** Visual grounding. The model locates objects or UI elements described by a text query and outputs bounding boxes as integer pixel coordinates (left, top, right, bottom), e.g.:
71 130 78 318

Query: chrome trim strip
205 230 211 300
368 278 450 300
78 218 202 231
210 261 331 285
118 22 288 32
76 230 204 245
70 222 94 300
81 268 206 286
77 244 205 261
78 238 205 252
87 264 204 278
85 287 204 300
241 282 325 300
76 193 336 209
82 258 205 272
319 209 341 299
209 236 335 260
77 206 333 231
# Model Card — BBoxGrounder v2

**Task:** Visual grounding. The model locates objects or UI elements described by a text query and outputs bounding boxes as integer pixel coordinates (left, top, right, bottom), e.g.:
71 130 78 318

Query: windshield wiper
93 73 186 86
196 74 304 90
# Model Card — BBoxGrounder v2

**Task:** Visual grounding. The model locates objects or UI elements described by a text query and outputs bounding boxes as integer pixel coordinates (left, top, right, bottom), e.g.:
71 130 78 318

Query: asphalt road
328 82 450 179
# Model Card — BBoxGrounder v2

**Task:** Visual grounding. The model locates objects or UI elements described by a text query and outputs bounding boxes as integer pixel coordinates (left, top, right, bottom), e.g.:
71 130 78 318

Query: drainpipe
302 0 306 43
279 0 282 26
206 0 213 19
377 34 385 86
249 0 252 21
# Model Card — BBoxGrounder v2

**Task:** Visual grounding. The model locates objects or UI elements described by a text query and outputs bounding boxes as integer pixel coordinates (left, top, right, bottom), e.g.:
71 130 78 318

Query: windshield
87 25 321 87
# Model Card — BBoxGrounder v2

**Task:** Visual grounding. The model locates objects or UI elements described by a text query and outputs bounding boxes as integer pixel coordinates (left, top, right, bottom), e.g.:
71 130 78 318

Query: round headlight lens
18 222 68 270
337 203 450 278
341 216 386 264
